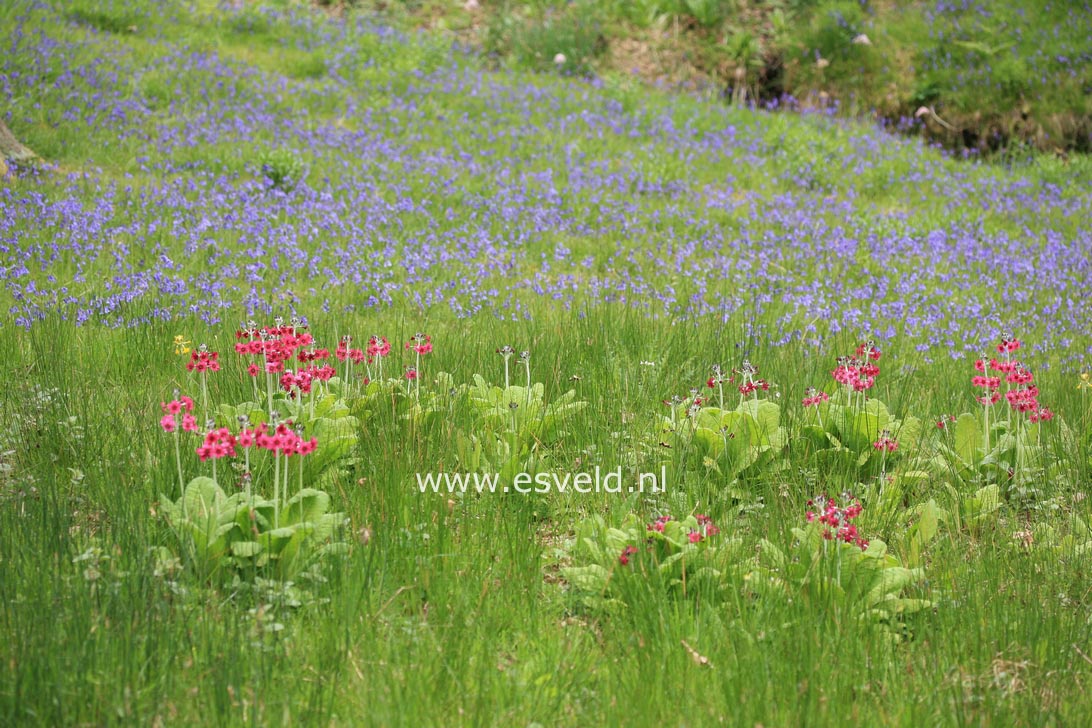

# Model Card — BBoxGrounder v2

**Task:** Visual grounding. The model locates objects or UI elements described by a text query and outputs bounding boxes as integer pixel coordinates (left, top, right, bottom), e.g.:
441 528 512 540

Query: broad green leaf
231 541 263 557
562 565 610 593
182 477 226 522
953 413 980 465
282 488 331 525
906 500 940 567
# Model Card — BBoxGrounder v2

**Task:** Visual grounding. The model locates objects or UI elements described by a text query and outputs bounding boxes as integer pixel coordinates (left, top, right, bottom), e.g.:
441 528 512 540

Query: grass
4 314 1092 725
2 1 1092 726
360 0 1092 153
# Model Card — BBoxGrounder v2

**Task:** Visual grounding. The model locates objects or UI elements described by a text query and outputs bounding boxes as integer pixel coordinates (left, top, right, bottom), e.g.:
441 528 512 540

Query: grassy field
3 1 1092 725
357 0 1092 154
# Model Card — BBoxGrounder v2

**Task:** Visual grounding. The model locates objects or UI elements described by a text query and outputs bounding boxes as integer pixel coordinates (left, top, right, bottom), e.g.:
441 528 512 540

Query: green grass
361 0 1092 153
3 313 1092 725
2 2 1092 726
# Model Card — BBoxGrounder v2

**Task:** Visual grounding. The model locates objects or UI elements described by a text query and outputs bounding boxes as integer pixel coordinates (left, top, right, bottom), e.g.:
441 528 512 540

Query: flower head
367 336 392 358
405 333 432 355
806 493 868 549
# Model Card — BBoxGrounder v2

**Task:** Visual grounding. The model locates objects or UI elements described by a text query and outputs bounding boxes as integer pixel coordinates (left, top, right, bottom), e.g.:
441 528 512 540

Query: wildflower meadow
2 1 1092 726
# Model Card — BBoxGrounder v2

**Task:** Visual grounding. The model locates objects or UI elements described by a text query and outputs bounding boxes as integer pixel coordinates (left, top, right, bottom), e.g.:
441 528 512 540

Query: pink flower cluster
297 346 331 364
234 323 319 375
368 335 393 358
806 494 869 550
831 342 882 393
871 430 898 452
738 379 771 396
971 337 1053 423
197 421 318 462
694 513 721 540
280 365 336 397
801 387 829 408
335 334 392 366
160 397 198 433
185 348 220 373
335 336 367 364
405 333 432 355
645 513 721 542
706 372 734 389
619 513 722 565
618 545 638 565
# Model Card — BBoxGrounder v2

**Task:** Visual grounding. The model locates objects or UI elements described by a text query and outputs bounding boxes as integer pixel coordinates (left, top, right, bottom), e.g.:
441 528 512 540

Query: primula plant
451 347 588 487
157 318 354 586
798 342 924 484
748 494 932 639
651 360 788 498
930 335 1068 504
562 511 745 609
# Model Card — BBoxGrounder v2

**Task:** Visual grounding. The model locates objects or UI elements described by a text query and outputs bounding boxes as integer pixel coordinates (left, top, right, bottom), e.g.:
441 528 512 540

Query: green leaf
865 567 924 607
849 411 881 451
282 488 331 525
182 477 227 522
906 499 940 567
953 413 980 465
738 400 781 446
231 540 263 557
562 565 611 593
310 415 359 472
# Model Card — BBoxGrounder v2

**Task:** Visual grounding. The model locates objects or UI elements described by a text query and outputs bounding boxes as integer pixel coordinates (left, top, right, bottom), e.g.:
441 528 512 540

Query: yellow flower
1078 372 1091 390
173 335 192 356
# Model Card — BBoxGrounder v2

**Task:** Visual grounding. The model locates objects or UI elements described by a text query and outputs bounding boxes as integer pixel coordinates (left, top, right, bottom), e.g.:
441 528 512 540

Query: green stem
273 447 281 528
173 430 185 515
265 367 275 421
983 402 990 460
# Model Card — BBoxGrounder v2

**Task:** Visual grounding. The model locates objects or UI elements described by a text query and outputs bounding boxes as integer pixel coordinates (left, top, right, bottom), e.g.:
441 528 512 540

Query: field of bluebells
2 1 1092 726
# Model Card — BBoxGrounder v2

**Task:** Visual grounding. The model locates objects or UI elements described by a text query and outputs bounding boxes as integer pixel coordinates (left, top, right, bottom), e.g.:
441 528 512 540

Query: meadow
2 1 1092 726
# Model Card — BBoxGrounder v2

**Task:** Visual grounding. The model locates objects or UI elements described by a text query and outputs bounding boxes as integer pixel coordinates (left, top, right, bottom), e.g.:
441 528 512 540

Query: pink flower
1029 407 1054 424
619 545 638 566
367 336 391 358
181 414 197 432
855 342 882 361
160 414 176 432
872 436 898 452
405 333 432 355
852 375 875 392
